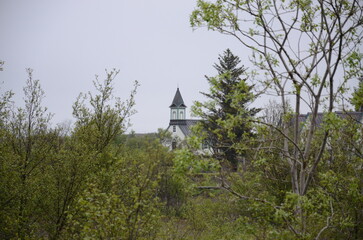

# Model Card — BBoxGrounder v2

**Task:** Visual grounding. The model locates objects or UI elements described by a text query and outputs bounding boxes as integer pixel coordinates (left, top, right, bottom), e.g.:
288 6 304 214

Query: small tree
44 69 139 239
72 69 138 154
193 49 259 170
0 69 56 239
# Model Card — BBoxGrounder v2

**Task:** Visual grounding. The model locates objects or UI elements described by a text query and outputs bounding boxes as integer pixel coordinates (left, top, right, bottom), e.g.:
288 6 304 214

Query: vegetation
192 49 259 170
190 0 362 239
351 76 363 111
0 0 362 239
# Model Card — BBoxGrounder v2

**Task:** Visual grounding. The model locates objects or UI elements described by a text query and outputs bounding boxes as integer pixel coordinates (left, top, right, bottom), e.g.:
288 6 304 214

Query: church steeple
170 88 186 120
170 88 186 108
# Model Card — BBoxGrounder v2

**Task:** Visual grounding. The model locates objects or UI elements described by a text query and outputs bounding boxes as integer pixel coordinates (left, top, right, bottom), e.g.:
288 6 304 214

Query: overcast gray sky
0 0 254 133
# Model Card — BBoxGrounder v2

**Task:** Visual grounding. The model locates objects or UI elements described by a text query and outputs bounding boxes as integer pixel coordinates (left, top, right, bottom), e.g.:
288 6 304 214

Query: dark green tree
193 49 259 170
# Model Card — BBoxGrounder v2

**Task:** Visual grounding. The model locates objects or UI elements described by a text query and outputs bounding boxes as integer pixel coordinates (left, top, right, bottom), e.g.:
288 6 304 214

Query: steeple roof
170 88 186 108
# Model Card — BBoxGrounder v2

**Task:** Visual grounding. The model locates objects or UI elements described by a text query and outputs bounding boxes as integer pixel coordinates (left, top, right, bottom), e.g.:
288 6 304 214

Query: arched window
180 111 183 119
173 111 176 119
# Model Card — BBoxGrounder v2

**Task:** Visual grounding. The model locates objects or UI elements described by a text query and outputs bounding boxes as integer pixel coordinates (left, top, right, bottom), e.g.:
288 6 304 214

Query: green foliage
158 148 219 217
190 0 226 30
0 69 57 239
0 68 146 239
0 87 13 126
73 69 139 153
344 51 363 82
2 3 363 236
351 77 363 111
65 145 165 240
173 148 219 175
249 111 363 239
0 84 14 238
192 49 259 170
191 1 363 237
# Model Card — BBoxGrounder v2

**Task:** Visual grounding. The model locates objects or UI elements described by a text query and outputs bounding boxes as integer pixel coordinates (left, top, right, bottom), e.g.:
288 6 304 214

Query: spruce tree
193 49 259 170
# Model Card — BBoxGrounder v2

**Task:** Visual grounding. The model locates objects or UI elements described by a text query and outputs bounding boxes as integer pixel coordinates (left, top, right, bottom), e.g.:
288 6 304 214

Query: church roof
289 111 363 129
170 88 186 108
179 119 200 137
169 119 201 137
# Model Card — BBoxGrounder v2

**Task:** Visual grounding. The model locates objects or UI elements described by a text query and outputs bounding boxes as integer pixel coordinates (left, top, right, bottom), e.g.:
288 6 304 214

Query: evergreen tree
193 49 259 170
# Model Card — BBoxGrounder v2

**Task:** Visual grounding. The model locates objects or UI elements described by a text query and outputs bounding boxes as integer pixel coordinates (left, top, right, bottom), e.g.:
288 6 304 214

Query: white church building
165 88 201 150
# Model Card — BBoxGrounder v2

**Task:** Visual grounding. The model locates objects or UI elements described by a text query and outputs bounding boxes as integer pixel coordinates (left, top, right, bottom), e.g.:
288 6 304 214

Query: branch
314 200 334 240
251 119 305 161
219 177 301 237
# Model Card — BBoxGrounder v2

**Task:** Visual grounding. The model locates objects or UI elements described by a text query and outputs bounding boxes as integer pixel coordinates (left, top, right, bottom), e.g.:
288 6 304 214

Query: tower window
180 111 183 119
173 126 176 132
173 111 176 119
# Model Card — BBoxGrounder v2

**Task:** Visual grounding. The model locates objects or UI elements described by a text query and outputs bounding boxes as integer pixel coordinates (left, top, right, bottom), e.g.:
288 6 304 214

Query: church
165 88 201 150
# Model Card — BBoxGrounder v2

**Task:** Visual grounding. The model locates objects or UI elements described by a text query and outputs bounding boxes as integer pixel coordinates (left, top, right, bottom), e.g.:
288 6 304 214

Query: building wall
166 124 186 141
165 122 213 154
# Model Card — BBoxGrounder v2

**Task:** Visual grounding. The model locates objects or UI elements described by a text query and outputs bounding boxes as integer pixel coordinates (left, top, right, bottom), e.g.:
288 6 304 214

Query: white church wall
166 124 185 141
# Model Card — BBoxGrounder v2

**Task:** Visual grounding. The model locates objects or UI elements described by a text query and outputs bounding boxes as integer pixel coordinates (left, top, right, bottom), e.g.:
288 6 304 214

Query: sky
0 0 254 133
1 1 360 133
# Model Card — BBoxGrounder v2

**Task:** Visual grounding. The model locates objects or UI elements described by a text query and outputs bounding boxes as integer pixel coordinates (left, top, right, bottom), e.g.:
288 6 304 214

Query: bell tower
170 88 186 120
